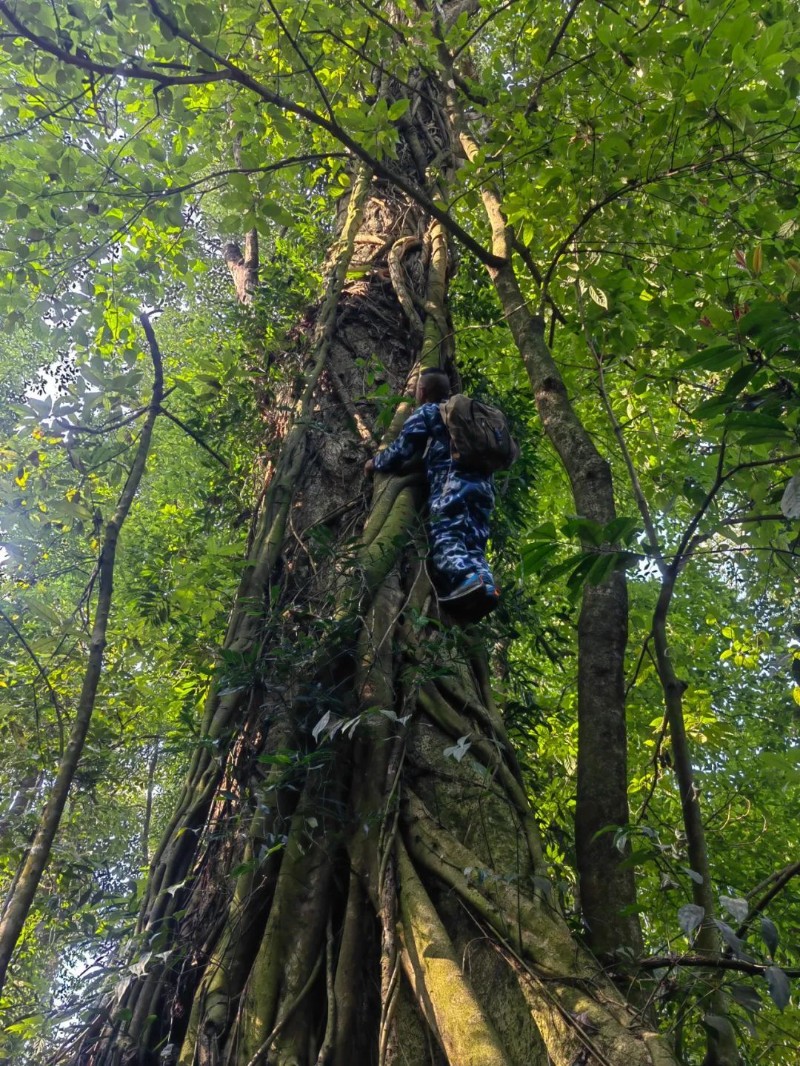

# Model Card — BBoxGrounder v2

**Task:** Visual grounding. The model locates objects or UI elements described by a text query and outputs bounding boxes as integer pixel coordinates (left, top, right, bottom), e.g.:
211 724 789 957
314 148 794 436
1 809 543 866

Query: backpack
439 395 520 475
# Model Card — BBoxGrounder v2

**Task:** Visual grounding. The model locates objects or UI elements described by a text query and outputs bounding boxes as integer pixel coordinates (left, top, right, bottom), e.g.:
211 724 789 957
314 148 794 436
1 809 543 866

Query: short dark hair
418 368 450 402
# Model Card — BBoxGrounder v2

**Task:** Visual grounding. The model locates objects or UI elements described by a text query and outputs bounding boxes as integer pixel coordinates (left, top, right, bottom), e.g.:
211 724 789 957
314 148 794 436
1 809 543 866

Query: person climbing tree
365 367 516 618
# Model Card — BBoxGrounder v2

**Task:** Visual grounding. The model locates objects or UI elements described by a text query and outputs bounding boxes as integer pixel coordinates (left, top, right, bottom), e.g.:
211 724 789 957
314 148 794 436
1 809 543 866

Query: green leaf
387 98 410 121
262 200 294 228
714 919 752 961
703 1014 732 1037
690 397 732 421
719 362 760 399
589 286 608 309
725 411 788 433
760 917 779 957
526 521 558 541
186 2 216 34
678 903 705 936
719 896 749 924
602 516 642 546
540 551 588 585
731 984 762 1014
24 596 63 627
561 516 605 546
582 552 620 587
765 965 791 1010
520 541 559 573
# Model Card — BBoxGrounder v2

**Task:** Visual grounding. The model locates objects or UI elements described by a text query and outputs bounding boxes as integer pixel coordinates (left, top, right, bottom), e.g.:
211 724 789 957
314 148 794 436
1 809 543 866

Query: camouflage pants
427 469 495 594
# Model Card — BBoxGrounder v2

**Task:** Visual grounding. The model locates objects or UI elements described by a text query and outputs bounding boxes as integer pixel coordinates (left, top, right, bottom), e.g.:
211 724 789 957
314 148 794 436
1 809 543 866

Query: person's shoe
441 578 500 624
439 574 484 601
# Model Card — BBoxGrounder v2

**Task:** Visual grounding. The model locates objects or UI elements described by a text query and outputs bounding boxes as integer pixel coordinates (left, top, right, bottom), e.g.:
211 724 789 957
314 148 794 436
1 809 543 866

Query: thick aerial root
355 483 425 609
396 839 511 1066
511 965 672 1066
403 790 586 977
330 873 373 1066
360 474 421 549
388 236 424 340
421 222 449 357
383 977 449 1066
416 686 545 873
433 671 525 788
403 792 676 1066
232 799 335 1064
177 744 300 1063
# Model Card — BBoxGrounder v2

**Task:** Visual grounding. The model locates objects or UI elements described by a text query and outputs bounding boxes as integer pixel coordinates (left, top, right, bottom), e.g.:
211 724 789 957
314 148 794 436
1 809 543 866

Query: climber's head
416 368 451 405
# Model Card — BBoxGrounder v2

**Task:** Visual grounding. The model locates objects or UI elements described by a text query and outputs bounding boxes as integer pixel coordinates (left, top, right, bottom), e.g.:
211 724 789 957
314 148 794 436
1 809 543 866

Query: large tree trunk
62 86 677 1066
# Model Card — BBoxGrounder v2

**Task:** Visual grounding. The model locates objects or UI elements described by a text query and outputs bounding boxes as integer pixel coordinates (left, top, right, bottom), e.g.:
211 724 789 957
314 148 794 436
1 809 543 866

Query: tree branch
143 0 504 269
735 861 800 941
525 0 584 115
158 408 229 469
573 267 667 575
0 1 228 85
452 0 520 59
0 608 65 751
672 449 800 571
542 134 791 295
263 0 333 116
637 954 800 978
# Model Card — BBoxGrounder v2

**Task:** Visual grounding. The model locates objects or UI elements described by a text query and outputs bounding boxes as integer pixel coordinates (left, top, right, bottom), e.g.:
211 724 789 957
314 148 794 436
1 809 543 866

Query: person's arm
370 407 430 474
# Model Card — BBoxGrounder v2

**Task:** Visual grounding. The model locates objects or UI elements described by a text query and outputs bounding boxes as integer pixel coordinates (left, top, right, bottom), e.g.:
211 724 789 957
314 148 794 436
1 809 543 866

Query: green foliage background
0 0 799 1060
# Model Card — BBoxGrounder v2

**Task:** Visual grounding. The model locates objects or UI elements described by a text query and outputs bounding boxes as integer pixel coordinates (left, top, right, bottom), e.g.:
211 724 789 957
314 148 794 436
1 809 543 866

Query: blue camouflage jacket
372 403 495 510
372 403 451 479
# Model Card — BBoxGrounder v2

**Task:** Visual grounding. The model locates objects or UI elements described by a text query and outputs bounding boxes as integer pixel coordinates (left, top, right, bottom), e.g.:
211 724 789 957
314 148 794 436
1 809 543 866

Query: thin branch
573 267 667 574
158 408 229 469
0 82 95 143
32 155 346 205
633 710 668 825
0 2 228 85
452 0 520 59
625 633 653 700
0 608 65 750
735 861 800 941
55 404 153 436
542 135 792 295
0 313 164 996
349 0 405 40
637 954 800 978
511 234 543 285
683 511 789 557
720 512 786 527
672 450 800 571
263 0 333 115
525 0 584 114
